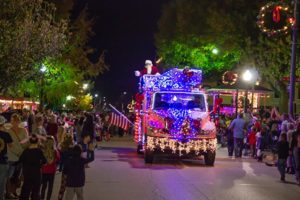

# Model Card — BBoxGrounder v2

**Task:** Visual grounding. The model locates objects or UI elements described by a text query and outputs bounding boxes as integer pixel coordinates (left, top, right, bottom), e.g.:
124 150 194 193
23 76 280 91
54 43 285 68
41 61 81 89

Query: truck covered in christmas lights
134 68 217 165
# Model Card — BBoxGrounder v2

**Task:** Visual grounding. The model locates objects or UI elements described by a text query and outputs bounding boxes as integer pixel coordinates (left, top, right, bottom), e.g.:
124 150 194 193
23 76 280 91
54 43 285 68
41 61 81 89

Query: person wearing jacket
277 133 289 182
63 144 95 200
19 134 47 200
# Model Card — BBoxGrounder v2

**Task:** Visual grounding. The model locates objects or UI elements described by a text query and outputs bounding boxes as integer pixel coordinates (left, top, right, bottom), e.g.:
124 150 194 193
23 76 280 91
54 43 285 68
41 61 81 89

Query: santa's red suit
135 60 160 76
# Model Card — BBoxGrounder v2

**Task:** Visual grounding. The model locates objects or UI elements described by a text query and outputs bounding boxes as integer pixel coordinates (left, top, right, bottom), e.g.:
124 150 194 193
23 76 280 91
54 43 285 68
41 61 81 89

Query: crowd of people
216 108 300 185
0 108 112 200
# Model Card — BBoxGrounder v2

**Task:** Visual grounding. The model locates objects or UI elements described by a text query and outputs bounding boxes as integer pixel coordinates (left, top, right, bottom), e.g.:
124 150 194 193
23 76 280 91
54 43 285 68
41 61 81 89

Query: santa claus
135 60 160 76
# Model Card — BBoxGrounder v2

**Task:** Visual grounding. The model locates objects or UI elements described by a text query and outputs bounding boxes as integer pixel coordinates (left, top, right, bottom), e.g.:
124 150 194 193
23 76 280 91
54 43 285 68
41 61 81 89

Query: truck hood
148 108 215 136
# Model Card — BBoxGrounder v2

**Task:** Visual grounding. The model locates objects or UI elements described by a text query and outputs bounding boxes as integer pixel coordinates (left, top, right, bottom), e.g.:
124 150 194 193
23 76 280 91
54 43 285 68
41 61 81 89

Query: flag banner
110 112 129 131
109 104 132 131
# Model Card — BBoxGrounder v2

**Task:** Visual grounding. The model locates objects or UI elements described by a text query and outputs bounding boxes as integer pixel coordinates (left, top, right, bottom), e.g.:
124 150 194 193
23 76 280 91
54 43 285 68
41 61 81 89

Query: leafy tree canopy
0 0 67 93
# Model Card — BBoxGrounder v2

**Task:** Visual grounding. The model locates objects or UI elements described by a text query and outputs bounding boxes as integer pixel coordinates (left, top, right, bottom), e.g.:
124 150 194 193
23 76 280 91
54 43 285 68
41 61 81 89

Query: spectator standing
6 114 28 199
81 114 95 159
40 136 60 200
0 116 12 200
19 134 47 200
64 144 95 200
277 133 289 182
33 115 47 136
296 134 300 185
286 123 295 174
228 113 246 158
46 115 58 142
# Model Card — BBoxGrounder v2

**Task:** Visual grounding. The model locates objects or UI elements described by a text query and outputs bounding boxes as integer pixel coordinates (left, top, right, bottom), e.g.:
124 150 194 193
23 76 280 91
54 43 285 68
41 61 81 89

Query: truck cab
134 68 217 165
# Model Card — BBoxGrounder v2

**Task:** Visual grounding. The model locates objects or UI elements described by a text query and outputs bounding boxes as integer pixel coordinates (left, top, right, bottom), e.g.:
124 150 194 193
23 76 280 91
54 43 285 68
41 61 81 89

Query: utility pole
289 0 299 118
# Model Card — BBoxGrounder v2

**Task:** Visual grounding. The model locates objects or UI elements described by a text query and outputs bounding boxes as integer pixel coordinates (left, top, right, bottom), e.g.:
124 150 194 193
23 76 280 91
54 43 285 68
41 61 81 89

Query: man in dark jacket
63 145 94 200
277 133 289 182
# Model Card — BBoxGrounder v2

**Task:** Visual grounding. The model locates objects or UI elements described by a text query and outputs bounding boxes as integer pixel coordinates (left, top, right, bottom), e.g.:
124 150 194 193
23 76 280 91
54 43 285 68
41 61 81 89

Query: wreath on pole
257 1 294 36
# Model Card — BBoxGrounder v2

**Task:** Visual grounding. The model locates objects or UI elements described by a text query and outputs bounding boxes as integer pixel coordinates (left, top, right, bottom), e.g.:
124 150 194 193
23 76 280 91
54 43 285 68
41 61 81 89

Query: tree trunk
279 88 289 113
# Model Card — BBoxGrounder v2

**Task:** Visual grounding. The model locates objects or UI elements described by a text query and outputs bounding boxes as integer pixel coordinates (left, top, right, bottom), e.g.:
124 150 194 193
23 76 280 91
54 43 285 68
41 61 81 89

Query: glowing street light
212 48 219 55
83 83 89 90
40 64 47 73
241 68 259 112
66 95 74 101
242 70 253 82
94 94 98 98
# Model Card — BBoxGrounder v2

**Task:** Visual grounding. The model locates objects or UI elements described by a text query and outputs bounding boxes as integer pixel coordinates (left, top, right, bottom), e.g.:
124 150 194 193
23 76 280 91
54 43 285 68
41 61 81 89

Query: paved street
52 136 300 200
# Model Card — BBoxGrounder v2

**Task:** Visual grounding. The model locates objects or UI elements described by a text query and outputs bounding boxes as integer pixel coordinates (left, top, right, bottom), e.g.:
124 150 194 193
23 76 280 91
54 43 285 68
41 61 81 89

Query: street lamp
83 83 89 90
241 69 258 112
39 64 47 111
66 95 74 101
40 64 47 73
212 48 219 55
94 94 98 98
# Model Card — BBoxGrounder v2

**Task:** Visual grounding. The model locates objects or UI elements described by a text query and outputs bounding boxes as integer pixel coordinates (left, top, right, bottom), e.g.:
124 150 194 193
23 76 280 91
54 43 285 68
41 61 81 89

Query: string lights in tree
257 1 295 36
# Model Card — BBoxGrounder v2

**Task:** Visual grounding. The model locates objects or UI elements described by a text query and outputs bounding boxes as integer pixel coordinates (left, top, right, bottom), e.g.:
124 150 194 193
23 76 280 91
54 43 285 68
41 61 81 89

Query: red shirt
248 131 256 145
42 150 60 174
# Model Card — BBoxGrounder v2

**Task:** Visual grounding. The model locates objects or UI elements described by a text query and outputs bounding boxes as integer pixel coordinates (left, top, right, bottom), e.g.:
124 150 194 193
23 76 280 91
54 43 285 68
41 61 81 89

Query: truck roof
142 68 202 92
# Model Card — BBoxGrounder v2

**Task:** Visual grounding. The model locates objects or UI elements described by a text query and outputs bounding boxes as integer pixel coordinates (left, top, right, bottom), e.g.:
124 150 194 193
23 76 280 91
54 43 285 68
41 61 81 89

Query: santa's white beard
146 66 152 74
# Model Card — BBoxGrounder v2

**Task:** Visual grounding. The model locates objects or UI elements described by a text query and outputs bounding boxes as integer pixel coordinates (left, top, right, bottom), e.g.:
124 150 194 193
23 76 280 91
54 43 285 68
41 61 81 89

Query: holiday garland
257 2 294 36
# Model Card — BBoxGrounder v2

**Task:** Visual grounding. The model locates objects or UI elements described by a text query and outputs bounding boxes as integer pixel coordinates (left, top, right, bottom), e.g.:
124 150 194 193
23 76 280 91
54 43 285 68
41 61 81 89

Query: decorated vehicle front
135 68 217 165
146 91 217 156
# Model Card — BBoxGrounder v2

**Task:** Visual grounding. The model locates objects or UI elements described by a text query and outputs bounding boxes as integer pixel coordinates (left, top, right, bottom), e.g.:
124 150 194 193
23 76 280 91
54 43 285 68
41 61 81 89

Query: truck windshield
153 92 206 111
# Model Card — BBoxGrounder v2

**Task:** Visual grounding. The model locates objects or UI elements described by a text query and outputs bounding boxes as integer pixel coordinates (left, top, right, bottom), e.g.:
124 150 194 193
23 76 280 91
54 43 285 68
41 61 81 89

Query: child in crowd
63 144 95 200
248 126 256 158
19 134 47 200
40 136 60 200
277 133 289 182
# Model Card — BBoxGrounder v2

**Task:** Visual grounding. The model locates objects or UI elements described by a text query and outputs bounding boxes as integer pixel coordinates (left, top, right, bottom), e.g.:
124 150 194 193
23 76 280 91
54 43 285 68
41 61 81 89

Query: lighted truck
134 68 217 165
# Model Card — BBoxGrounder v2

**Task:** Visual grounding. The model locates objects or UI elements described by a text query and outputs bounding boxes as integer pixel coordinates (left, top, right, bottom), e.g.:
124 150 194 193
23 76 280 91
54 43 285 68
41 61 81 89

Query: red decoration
183 67 194 81
213 97 223 113
222 71 238 85
135 93 144 110
273 6 281 23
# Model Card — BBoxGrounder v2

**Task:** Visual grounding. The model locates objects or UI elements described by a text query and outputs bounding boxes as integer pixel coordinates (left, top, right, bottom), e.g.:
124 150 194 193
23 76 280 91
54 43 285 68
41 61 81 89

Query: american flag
109 104 132 131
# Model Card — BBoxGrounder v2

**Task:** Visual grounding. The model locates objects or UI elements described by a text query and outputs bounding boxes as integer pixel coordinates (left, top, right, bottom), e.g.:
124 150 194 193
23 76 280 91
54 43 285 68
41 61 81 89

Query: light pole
39 64 47 111
242 69 258 113
289 0 299 118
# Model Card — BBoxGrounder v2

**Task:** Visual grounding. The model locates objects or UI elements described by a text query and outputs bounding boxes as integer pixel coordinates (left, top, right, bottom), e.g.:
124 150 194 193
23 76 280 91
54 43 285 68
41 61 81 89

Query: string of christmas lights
146 136 217 156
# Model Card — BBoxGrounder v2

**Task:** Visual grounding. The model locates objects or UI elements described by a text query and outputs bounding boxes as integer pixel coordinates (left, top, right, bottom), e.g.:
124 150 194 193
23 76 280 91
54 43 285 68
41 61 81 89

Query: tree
0 0 67 93
4 0 108 110
157 0 299 112
156 0 243 75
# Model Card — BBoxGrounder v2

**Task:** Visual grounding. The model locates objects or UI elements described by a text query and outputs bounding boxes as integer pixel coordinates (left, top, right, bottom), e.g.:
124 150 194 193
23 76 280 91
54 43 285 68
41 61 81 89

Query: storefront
0 96 39 112
207 85 273 114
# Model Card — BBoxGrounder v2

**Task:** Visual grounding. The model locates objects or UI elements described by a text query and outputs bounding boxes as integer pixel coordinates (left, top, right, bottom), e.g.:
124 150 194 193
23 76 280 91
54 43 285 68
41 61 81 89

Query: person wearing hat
135 60 160 76
0 115 13 200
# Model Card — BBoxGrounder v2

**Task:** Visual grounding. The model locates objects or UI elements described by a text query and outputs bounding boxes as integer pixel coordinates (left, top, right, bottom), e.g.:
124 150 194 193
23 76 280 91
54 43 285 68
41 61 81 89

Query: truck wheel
137 143 143 154
204 151 216 166
144 149 154 164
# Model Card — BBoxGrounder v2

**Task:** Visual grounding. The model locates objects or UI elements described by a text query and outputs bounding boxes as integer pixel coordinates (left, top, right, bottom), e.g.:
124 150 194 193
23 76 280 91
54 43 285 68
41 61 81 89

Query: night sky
84 0 170 102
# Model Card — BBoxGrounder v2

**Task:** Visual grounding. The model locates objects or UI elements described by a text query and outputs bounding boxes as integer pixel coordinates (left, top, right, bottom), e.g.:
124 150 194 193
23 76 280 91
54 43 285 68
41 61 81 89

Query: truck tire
144 149 154 164
137 143 143 154
204 151 216 166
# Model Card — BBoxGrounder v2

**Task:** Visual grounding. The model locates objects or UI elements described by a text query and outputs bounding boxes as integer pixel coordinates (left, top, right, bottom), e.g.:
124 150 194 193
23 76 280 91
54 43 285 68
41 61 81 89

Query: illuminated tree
0 0 67 93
